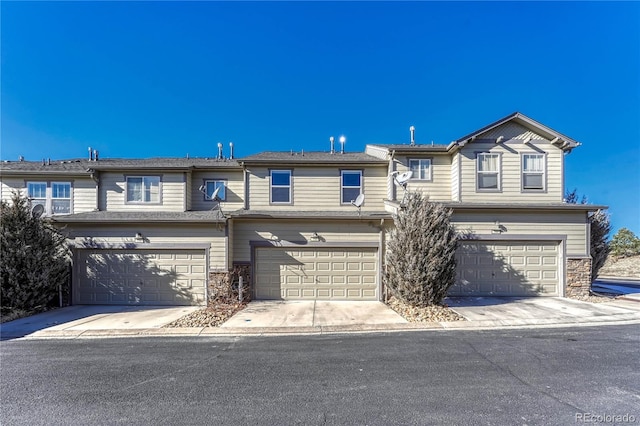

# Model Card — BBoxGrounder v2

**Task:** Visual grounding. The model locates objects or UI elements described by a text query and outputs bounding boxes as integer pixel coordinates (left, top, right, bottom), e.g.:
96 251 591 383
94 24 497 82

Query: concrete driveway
221 301 407 329
2 297 639 339
446 296 640 326
0 305 200 340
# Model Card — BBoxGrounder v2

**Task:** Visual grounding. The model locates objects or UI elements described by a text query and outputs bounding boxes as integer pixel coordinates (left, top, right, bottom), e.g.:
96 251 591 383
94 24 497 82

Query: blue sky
2 1 639 235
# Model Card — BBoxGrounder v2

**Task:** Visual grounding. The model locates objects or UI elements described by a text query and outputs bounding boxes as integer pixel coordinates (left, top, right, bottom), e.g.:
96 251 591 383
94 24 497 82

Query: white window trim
476 152 501 192
26 181 73 216
521 153 546 192
270 170 292 204
125 176 162 204
341 170 363 204
203 179 227 201
408 158 433 181
51 181 72 215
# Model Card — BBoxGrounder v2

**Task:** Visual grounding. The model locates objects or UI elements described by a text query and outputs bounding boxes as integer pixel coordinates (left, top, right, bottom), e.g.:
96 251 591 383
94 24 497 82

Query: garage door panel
255 247 378 300
450 241 559 297
75 249 207 306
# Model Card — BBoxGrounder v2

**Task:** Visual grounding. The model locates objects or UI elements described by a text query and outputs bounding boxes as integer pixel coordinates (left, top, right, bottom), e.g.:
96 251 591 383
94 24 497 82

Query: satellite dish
391 170 413 205
351 193 365 208
395 171 413 186
31 204 45 219
350 193 364 216
211 185 222 201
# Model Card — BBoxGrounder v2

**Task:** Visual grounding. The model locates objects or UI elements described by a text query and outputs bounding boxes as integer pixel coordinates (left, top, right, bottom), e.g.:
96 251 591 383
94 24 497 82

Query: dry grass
599 255 640 279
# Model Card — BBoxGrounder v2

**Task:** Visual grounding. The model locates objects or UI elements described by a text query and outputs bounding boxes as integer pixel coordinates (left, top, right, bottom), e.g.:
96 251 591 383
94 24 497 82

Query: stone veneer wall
566 257 592 297
208 263 252 305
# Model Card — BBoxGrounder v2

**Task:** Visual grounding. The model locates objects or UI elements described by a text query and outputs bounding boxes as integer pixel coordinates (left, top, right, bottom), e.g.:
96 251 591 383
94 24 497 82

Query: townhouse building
0 112 599 305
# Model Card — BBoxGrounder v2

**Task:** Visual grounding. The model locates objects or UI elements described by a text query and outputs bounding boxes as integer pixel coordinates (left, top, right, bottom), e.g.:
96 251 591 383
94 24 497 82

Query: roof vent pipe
330 136 335 154
47 158 51 165
88 147 93 161
95 150 99 161
229 142 234 160
217 142 223 160
339 135 346 154
410 126 415 146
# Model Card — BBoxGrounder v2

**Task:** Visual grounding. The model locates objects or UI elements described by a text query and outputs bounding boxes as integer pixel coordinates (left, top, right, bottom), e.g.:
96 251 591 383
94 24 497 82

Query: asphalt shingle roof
0 157 240 174
240 151 387 164
51 210 227 223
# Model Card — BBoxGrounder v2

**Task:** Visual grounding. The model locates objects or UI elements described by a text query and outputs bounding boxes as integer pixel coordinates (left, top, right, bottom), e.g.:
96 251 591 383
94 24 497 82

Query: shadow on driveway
446 296 529 308
0 305 199 341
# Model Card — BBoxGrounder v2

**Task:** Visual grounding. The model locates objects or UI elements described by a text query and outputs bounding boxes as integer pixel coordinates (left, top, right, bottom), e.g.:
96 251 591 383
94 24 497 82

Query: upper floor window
409 159 432 181
341 170 362 204
270 170 291 204
126 176 160 203
522 154 545 190
477 153 500 191
27 181 71 215
203 180 226 201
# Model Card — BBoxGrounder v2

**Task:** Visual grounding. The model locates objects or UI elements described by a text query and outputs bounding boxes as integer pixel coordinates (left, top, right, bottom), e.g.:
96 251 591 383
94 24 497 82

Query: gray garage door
74 249 207 305
254 247 379 300
449 241 560 296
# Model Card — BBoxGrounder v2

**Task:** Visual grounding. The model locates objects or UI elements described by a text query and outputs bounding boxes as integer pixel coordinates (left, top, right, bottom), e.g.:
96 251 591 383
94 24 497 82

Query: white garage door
74 249 207 305
449 241 560 296
254 247 379 300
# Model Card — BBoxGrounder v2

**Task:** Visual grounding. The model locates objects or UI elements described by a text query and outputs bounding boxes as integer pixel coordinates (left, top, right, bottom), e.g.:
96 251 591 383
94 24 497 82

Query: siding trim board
73 242 212 250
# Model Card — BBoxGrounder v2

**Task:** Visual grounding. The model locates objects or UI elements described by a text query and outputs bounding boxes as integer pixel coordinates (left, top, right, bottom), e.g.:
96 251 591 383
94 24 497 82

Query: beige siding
100 172 186 211
0 177 97 214
1 178 25 203
190 170 245 211
73 178 98 212
233 220 382 262
393 155 452 201
458 139 564 203
246 166 387 210
66 223 227 270
451 152 460 202
478 121 546 141
452 210 588 256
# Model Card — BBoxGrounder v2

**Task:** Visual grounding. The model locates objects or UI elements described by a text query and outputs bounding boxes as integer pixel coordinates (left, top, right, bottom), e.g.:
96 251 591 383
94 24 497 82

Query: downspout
242 162 249 210
378 218 386 302
87 168 100 210
388 150 396 202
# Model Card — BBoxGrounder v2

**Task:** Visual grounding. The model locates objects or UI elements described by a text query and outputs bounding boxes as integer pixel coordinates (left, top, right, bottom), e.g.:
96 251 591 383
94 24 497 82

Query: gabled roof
455 112 580 152
240 151 387 165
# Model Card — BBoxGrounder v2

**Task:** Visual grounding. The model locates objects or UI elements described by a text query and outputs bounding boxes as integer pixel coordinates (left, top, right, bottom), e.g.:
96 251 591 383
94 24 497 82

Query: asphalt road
1 326 639 425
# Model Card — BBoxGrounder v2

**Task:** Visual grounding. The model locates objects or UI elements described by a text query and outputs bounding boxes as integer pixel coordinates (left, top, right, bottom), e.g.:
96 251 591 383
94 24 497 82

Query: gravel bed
164 302 246 328
568 294 616 303
386 297 465 322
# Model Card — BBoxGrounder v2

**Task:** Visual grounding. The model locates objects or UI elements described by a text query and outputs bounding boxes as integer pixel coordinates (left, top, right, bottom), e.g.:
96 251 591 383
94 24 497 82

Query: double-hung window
27 181 72 215
126 176 160 203
522 154 545 190
477 153 500 190
27 182 47 211
51 182 72 214
203 180 226 201
408 159 432 181
270 170 291 204
341 170 362 204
